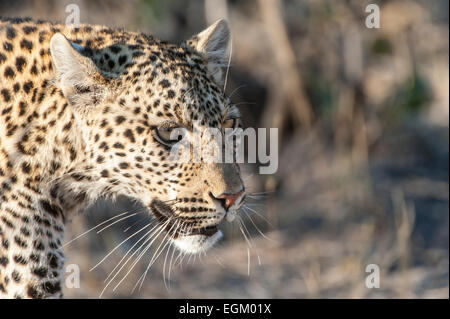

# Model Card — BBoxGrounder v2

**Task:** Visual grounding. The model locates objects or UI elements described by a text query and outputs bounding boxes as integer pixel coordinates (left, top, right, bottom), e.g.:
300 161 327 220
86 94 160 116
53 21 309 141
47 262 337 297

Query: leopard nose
211 189 245 211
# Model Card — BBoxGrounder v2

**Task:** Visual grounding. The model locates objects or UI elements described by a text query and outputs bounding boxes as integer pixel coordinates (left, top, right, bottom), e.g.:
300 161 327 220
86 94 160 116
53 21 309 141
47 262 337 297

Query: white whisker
223 37 232 92
96 212 138 234
63 210 135 247
243 205 275 228
133 220 179 292
242 207 275 243
99 219 170 297
90 221 154 272
227 84 246 100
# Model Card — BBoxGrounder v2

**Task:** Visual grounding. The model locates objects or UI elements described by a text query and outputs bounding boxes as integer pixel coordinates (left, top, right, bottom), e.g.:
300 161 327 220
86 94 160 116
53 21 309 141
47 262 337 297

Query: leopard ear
50 33 109 111
187 19 230 85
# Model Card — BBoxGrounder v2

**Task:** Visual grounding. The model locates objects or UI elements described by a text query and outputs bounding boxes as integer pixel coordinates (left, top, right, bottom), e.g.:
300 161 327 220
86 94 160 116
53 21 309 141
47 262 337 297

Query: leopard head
50 20 245 254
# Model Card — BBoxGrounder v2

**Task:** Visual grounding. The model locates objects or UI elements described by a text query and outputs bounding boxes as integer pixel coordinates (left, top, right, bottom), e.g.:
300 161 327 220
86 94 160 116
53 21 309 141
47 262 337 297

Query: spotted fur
0 17 245 298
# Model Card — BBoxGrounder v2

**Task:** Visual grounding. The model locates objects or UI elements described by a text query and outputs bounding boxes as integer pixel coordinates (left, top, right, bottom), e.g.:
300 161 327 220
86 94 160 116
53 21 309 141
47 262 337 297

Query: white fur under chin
171 230 223 254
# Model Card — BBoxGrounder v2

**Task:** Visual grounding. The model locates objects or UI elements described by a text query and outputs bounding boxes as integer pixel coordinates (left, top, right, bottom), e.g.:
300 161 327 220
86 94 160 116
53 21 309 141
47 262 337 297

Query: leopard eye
223 118 239 130
154 127 182 146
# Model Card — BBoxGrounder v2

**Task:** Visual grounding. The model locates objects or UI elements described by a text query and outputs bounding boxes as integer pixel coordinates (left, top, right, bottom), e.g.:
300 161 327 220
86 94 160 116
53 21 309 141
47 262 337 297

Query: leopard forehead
86 40 231 127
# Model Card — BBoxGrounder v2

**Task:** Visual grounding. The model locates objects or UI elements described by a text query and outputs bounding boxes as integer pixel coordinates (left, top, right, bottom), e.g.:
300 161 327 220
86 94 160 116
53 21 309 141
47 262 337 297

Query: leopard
0 16 245 299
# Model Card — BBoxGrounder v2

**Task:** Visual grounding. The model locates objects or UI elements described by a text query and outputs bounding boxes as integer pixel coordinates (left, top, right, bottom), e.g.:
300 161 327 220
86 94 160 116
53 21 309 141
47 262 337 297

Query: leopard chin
170 230 223 254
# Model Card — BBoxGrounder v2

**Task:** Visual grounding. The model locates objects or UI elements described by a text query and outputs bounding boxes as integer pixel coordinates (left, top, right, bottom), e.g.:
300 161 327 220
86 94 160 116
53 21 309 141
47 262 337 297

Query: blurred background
1 0 448 298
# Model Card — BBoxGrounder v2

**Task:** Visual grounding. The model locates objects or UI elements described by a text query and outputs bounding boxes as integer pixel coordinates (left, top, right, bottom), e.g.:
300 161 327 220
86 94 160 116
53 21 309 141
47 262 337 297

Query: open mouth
150 199 220 238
